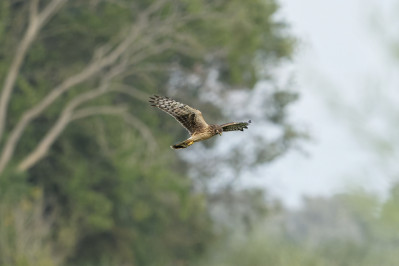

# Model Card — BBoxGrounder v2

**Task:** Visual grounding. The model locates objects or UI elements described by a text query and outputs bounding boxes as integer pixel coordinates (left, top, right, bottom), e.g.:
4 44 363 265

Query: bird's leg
187 140 194 146
171 139 194 149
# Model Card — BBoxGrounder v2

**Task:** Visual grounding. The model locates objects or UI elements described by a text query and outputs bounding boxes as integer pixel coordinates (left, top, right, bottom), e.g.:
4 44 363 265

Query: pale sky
245 0 399 207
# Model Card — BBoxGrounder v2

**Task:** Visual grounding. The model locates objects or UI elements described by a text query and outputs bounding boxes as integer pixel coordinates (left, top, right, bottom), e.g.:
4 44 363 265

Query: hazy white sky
247 0 398 207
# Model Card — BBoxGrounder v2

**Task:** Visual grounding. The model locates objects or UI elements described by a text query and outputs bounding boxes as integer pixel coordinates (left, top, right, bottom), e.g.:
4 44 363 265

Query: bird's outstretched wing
221 120 251 132
149 95 208 135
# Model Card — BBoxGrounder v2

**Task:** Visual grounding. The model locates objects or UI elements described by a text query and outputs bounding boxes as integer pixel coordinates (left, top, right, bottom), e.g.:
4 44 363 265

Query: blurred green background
0 0 398 265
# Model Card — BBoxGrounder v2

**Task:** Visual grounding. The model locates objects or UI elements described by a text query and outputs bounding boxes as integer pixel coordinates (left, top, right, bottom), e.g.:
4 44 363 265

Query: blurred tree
199 190 399 266
199 3 399 265
0 0 298 265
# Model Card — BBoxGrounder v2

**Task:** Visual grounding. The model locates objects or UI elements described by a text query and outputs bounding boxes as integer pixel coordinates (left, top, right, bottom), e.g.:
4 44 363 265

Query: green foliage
200 188 399 266
0 0 297 265
175 0 294 86
0 186 58 266
198 232 324 266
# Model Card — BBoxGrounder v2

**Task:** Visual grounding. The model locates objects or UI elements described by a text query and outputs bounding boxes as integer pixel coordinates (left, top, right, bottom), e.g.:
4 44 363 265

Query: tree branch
0 0 208 175
37 0 67 26
112 84 150 103
17 105 129 172
0 21 138 175
123 113 158 154
29 0 40 22
70 105 128 121
0 0 67 142
15 61 137 172
16 83 112 172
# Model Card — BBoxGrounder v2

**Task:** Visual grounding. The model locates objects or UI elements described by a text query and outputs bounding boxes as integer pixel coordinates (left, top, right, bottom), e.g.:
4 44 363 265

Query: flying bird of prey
149 95 251 149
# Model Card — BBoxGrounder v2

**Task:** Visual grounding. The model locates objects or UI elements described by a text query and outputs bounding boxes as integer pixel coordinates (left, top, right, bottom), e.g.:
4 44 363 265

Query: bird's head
213 125 223 136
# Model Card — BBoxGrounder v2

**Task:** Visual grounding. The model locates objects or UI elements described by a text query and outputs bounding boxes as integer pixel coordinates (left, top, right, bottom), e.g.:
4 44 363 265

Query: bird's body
149 95 250 149
172 124 222 149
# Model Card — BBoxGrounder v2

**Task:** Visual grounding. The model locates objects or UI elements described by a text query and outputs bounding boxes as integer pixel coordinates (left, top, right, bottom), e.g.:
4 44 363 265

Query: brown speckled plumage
149 95 251 149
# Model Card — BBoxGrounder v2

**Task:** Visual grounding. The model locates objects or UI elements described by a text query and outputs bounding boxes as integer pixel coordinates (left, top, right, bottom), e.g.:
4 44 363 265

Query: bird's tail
170 139 193 149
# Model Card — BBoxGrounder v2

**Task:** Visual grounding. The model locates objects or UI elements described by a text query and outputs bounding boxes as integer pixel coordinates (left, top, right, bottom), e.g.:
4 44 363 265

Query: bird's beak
218 132 222 136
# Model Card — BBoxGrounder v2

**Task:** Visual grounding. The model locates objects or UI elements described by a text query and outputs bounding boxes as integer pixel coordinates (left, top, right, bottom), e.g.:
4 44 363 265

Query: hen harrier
149 95 251 149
